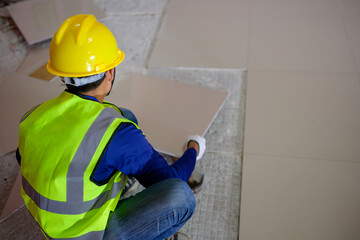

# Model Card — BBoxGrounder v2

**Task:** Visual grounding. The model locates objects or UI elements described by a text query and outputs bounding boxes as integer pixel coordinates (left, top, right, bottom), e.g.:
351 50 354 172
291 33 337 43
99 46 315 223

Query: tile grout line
144 0 169 69
246 67 358 76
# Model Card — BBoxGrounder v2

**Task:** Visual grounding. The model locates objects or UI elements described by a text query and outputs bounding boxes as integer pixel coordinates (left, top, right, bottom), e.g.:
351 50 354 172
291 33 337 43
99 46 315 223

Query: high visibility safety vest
18 91 138 239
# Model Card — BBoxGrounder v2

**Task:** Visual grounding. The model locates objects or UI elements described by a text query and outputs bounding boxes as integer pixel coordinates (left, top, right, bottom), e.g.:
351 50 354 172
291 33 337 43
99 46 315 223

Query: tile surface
240 154 360 240
344 14 360 77
146 67 246 109
92 0 167 14
0 73 63 155
106 74 228 157
244 71 360 162
7 0 107 44
166 0 247 14
149 11 249 68
145 67 246 153
103 14 162 67
248 1 356 73
251 0 340 16
337 0 360 16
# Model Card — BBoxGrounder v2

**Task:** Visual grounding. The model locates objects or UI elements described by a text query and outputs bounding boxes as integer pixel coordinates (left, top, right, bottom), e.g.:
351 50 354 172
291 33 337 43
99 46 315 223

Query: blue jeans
103 178 196 240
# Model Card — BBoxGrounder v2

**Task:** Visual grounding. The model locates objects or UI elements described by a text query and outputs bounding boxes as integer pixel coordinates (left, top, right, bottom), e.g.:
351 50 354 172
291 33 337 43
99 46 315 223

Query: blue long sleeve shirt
17 93 196 188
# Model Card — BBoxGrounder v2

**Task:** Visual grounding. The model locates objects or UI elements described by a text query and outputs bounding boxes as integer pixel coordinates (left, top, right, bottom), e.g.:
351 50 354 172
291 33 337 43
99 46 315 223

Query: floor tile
149 11 249 68
146 67 246 109
344 14 360 76
337 0 360 16
252 0 339 16
244 71 360 162
240 154 360 240
102 14 161 67
93 0 167 14
6 0 107 44
248 4 356 73
166 0 248 14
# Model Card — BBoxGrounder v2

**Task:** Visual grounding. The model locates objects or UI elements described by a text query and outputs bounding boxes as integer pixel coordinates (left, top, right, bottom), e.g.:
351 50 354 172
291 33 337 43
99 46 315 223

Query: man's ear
106 68 115 82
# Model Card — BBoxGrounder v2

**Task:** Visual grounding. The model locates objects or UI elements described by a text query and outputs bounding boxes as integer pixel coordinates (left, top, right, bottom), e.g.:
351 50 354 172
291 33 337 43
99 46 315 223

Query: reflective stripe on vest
67 107 123 202
22 175 125 215
43 229 104 240
20 104 41 123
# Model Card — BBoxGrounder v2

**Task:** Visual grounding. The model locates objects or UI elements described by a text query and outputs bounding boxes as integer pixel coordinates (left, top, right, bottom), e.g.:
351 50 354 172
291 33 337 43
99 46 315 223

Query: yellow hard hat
47 14 124 77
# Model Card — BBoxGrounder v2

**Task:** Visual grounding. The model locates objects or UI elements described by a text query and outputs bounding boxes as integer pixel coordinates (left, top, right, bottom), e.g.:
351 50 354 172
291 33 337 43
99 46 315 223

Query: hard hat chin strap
61 72 106 87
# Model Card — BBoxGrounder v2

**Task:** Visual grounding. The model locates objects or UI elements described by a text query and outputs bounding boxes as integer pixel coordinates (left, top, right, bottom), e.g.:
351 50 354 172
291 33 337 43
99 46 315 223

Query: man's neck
79 92 105 103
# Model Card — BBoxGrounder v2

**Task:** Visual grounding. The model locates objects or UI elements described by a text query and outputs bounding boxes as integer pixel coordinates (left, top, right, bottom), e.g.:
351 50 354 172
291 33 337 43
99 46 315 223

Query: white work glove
186 135 206 161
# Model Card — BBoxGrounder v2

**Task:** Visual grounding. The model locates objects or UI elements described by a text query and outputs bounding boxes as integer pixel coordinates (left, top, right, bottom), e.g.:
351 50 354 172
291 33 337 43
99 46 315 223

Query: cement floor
0 0 245 239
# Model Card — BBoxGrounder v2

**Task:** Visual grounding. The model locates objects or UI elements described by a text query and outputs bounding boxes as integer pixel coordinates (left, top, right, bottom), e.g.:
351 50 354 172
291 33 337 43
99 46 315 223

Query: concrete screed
0 0 246 239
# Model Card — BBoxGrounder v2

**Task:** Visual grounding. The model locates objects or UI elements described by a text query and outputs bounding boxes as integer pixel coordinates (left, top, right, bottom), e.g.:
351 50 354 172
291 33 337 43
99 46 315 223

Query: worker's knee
159 178 196 223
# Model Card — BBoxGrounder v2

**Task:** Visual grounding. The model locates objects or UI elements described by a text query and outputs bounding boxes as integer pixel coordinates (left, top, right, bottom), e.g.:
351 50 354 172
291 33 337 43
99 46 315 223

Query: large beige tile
7 0 107 44
149 11 248 68
0 73 63 155
337 0 360 16
106 74 227 157
344 14 360 76
248 2 356 73
166 0 248 14
239 153 360 240
244 71 360 162
252 0 340 16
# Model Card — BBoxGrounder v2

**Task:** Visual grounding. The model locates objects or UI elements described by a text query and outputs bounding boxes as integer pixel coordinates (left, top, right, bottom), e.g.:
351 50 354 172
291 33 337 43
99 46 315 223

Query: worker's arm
91 123 197 188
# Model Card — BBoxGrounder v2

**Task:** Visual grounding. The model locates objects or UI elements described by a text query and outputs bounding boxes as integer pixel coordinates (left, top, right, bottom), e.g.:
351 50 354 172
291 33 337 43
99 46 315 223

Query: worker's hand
186 135 206 161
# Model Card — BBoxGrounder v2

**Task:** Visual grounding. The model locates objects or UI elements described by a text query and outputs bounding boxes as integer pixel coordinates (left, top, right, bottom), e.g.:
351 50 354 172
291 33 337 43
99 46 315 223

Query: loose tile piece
29 64 55 82
147 67 246 109
244 71 360 162
240 154 360 240
16 42 55 82
140 67 246 153
106 74 228 157
149 11 249 68
7 0 107 44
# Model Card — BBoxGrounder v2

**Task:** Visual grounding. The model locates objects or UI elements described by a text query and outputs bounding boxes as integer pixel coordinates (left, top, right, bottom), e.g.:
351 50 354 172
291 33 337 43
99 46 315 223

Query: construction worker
16 14 206 239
